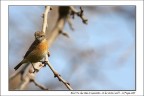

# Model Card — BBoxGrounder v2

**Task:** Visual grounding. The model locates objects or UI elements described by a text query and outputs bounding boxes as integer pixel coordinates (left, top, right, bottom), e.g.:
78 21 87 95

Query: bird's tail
14 62 23 70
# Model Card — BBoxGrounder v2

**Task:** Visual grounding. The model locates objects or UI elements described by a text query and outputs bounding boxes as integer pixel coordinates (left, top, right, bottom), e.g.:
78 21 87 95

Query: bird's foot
42 61 48 67
32 68 39 73
31 63 39 73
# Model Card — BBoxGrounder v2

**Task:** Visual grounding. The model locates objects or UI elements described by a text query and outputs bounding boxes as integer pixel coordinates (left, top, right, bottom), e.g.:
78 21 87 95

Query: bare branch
18 74 30 90
47 14 65 47
44 55 73 90
9 64 29 80
42 6 51 33
70 6 88 24
18 62 47 90
59 30 70 38
17 63 43 90
9 70 21 80
47 6 70 47
67 17 74 31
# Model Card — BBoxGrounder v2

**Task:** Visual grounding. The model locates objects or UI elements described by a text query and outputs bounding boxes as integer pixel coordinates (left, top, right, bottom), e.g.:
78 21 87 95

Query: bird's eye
41 36 43 37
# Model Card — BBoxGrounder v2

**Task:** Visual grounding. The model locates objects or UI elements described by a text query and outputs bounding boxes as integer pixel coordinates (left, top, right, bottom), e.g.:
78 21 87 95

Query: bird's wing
24 40 40 58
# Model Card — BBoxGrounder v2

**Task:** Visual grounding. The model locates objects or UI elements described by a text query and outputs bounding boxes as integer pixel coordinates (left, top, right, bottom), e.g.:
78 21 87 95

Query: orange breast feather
37 39 48 54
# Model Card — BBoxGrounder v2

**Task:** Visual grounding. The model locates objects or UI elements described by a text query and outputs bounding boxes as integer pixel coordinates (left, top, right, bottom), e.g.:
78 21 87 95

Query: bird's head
34 31 46 41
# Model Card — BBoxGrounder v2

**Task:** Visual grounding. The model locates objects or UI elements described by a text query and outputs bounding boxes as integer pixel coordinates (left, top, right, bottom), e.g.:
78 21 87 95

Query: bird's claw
32 68 39 73
42 61 48 67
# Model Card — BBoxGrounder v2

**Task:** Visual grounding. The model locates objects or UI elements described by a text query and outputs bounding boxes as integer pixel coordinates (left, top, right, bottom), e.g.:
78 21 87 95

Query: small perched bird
14 31 48 71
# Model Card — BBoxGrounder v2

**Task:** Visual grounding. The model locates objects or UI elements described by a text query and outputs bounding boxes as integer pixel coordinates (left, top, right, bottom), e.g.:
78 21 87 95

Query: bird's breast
37 39 48 53
25 39 48 63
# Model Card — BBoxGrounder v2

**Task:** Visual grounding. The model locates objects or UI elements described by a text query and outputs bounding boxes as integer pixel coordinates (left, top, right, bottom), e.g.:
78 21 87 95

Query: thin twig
42 6 51 33
44 55 73 90
59 30 70 38
17 62 45 90
17 62 46 90
70 6 88 24
67 17 74 31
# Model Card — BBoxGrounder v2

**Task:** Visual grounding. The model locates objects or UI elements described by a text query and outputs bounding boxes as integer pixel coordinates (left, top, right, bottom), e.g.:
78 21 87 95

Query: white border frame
1 1 143 96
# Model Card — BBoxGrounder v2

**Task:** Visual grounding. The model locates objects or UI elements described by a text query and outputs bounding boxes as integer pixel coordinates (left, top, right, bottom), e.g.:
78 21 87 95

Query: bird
14 31 48 72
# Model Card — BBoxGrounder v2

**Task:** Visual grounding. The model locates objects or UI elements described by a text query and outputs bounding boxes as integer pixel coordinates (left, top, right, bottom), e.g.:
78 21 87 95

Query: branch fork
70 6 88 24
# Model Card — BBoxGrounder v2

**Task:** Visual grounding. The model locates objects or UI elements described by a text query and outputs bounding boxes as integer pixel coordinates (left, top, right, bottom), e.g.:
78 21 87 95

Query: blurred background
9 6 135 90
